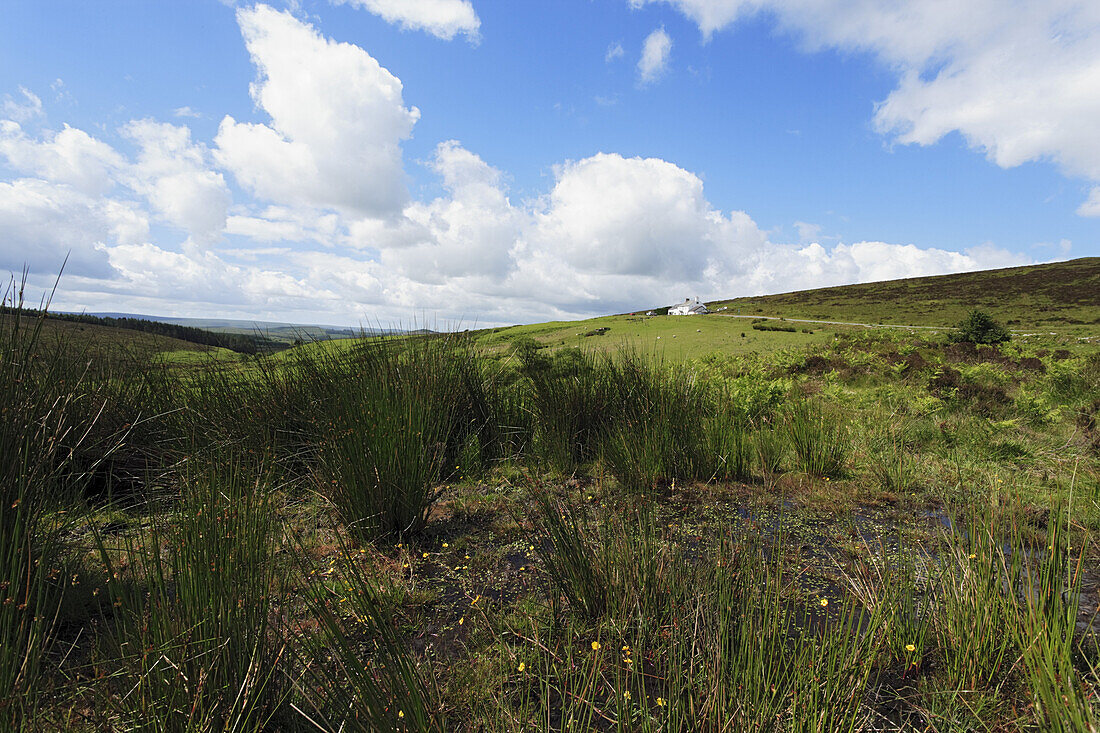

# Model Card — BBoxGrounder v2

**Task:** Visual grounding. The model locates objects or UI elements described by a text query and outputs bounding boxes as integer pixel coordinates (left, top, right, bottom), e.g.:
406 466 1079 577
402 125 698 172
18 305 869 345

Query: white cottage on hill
668 297 708 316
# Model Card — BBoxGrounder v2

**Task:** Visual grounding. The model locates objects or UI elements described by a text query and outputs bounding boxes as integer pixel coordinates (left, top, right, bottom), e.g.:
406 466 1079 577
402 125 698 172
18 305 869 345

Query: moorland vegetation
3 277 1100 731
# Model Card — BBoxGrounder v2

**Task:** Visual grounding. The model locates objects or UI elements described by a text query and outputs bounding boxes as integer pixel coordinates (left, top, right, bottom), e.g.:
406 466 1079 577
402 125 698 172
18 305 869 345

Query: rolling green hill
459 258 1099 362
707 257 1100 334
3 313 238 364
467 314 832 362
38 258 1097 367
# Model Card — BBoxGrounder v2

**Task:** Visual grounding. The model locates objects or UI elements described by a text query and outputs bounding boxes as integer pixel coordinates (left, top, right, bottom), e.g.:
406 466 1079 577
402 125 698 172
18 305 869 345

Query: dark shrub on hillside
797 355 836 375
950 309 1010 345
928 366 1011 416
885 351 928 377
944 341 1011 365
752 322 797 333
1018 357 1046 373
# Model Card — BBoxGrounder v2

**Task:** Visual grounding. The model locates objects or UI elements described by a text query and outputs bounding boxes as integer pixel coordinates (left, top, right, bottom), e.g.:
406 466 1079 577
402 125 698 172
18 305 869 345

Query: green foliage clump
784 400 851 478
96 454 288 730
752 321 797 333
319 337 470 540
0 284 117 726
951 309 1011 345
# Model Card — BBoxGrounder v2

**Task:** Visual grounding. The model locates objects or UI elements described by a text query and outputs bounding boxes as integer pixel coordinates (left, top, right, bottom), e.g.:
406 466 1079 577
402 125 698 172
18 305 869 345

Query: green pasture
469 312 838 361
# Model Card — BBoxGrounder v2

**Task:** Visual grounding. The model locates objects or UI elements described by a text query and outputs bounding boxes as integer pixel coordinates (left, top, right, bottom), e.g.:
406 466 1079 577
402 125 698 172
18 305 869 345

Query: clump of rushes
533 489 688 623
522 518 882 731
95 450 289 731
702 538 881 731
319 335 467 541
837 537 933 670
532 489 612 619
784 400 850 478
0 278 103 727
1006 501 1096 731
523 347 615 472
290 529 441 731
598 349 749 491
868 420 917 493
752 425 786 484
601 351 698 491
601 418 674 494
934 509 1017 692
701 408 753 483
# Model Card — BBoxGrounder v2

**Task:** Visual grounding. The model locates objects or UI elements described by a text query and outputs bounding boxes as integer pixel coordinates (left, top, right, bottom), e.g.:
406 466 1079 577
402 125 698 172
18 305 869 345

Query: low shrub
950 309 1010 345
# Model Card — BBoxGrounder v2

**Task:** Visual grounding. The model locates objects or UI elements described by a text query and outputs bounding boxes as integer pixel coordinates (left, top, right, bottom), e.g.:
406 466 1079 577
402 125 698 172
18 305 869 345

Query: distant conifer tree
951 309 1010 344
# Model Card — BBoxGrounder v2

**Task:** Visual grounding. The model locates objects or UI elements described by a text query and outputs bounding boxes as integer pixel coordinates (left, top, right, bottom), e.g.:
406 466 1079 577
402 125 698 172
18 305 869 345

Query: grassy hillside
8 304 1100 730
708 257 1100 334
52 258 1096 371
467 313 835 361
461 258 1099 362
2 313 238 364
91 313 367 345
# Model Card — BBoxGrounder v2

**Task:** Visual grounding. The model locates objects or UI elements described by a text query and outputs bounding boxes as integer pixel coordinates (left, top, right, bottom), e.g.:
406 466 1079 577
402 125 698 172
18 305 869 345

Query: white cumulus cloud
215 4 420 218
0 121 125 196
1078 187 1100 217
638 27 673 85
0 2 1041 326
332 0 480 42
387 141 525 282
0 178 147 277
123 119 231 242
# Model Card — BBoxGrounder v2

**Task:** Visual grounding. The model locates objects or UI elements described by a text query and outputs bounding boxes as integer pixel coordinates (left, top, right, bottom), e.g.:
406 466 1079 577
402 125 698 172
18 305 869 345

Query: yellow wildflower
819 598 828 608
591 641 601 651
905 644 916 653
656 697 666 707
518 662 525 672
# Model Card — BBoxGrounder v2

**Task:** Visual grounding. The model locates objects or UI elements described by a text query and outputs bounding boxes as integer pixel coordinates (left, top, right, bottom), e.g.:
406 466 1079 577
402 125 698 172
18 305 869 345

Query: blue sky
1 0 1097 326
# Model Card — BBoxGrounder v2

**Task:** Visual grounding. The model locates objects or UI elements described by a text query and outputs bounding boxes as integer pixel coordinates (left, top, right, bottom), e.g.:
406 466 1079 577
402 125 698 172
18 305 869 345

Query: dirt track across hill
714 313 1049 334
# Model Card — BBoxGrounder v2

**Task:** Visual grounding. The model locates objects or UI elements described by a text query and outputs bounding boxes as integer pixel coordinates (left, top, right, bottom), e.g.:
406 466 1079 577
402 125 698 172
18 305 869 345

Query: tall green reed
317 335 471 541
523 503 883 731
289 529 441 731
1006 501 1096 731
524 347 615 472
0 279 109 727
533 489 695 627
95 451 288 732
785 400 851 478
